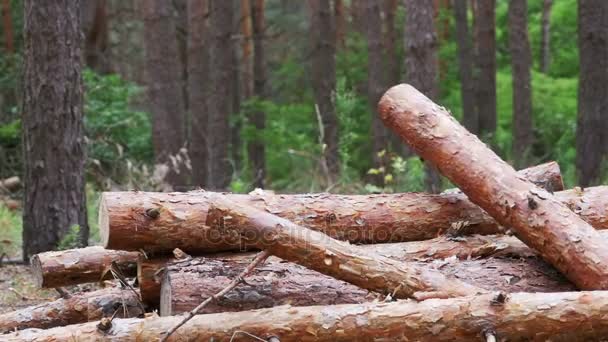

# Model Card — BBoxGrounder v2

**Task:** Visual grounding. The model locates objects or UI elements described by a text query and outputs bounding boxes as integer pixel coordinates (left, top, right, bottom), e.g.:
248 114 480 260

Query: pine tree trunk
187 0 209 187
1 0 14 54
508 0 534 168
474 0 497 140
539 0 553 74
250 0 267 188
334 0 346 49
576 0 608 186
403 0 442 193
453 0 478 134
142 0 188 187
207 0 235 189
22 0 89 259
81 0 111 73
383 0 399 85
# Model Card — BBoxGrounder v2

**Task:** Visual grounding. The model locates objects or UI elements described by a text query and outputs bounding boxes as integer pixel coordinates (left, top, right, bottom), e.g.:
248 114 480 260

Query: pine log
99 162 569 254
160 254 573 316
31 246 140 288
378 84 608 289
0 176 20 192
138 256 172 308
0 287 143 333
206 194 483 299
9 291 608 341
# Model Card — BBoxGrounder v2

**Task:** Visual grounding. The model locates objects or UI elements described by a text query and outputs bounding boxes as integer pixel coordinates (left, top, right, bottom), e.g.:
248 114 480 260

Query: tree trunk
22 0 89 259
366 0 389 185
142 0 188 187
334 0 346 49
473 0 497 140
310 0 340 181
187 0 209 187
539 0 553 74
1 0 14 54
508 0 534 168
31 246 139 288
12 291 608 341
576 0 608 186
81 0 111 73
0 287 143 333
453 0 477 134
206 194 483 300
160 253 573 316
249 0 267 188
379 84 608 290
206 0 235 189
383 0 399 85
403 0 442 193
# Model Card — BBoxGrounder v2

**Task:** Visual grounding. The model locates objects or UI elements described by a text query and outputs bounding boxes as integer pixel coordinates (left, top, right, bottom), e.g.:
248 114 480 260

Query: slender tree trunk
403 0 442 193
22 0 89 259
509 0 534 168
187 0 208 187
474 0 497 140
206 0 235 189
81 0 111 73
250 0 267 188
142 0 188 187
453 0 478 134
1 0 14 54
334 0 346 49
540 0 553 74
576 0 608 186
310 0 340 181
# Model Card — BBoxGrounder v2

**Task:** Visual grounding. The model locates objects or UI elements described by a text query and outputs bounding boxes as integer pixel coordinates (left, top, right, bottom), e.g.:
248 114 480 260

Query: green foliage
0 119 20 146
57 224 82 251
0 203 21 257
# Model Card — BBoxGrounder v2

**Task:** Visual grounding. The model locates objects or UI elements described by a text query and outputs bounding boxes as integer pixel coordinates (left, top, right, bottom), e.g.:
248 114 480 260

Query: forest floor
0 264 55 314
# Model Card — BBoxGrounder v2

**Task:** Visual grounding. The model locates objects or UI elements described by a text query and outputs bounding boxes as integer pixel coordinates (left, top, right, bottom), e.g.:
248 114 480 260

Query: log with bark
378 84 608 289
31 246 139 288
8 291 608 341
0 287 143 333
160 254 573 316
0 176 20 192
205 194 483 300
99 162 574 254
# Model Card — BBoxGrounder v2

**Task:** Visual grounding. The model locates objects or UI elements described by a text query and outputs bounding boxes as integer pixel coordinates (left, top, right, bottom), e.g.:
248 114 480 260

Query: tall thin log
9 291 608 341
0 287 142 333
206 194 482 299
99 163 577 255
378 84 608 289
31 246 139 288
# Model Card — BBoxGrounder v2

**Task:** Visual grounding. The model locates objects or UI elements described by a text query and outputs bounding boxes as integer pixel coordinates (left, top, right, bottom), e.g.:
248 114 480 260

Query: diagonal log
378 83 608 289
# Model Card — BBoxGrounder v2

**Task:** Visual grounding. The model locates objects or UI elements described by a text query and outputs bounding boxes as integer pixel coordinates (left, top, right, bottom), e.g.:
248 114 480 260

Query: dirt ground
0 264 56 314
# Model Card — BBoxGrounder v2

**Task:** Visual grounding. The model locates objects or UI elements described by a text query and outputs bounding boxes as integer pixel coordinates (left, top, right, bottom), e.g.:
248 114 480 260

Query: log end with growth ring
99 193 111 248
29 254 44 288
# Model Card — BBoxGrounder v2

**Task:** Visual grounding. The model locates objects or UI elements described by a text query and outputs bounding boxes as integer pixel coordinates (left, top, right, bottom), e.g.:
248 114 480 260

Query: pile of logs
5 84 608 341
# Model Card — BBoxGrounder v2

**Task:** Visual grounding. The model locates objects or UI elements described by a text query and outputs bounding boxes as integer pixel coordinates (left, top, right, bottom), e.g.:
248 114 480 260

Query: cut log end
30 254 44 288
99 193 110 248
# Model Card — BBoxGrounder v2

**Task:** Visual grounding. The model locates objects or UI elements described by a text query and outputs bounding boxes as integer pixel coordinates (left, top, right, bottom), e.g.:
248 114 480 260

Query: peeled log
206 194 483 299
378 84 608 289
160 255 573 315
9 291 608 341
99 162 569 254
0 287 143 333
31 246 139 288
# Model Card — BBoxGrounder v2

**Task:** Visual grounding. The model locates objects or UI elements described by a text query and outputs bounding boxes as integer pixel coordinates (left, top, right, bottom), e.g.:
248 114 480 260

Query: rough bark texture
206 194 482 299
474 0 497 138
310 0 340 180
31 246 139 288
187 0 208 187
142 0 188 187
250 0 267 188
379 84 608 290
206 0 235 189
403 0 442 193
100 163 574 254
576 0 608 186
453 0 477 134
22 0 89 259
0 287 143 333
13 291 608 341
508 0 534 168
539 0 553 74
138 256 174 308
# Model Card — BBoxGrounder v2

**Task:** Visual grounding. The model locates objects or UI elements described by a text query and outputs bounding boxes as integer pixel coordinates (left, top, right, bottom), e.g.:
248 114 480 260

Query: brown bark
160 254 573 316
0 287 143 333
453 0 478 134
403 0 442 193
383 0 399 85
187 0 208 187
539 0 553 74
249 0 267 188
1 0 13 54
22 0 89 258
30 246 139 288
12 291 608 341
334 0 346 48
508 0 534 167
206 194 483 299
100 162 571 254
473 0 497 139
138 256 173 308
379 84 608 290
576 0 608 186
81 0 110 73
